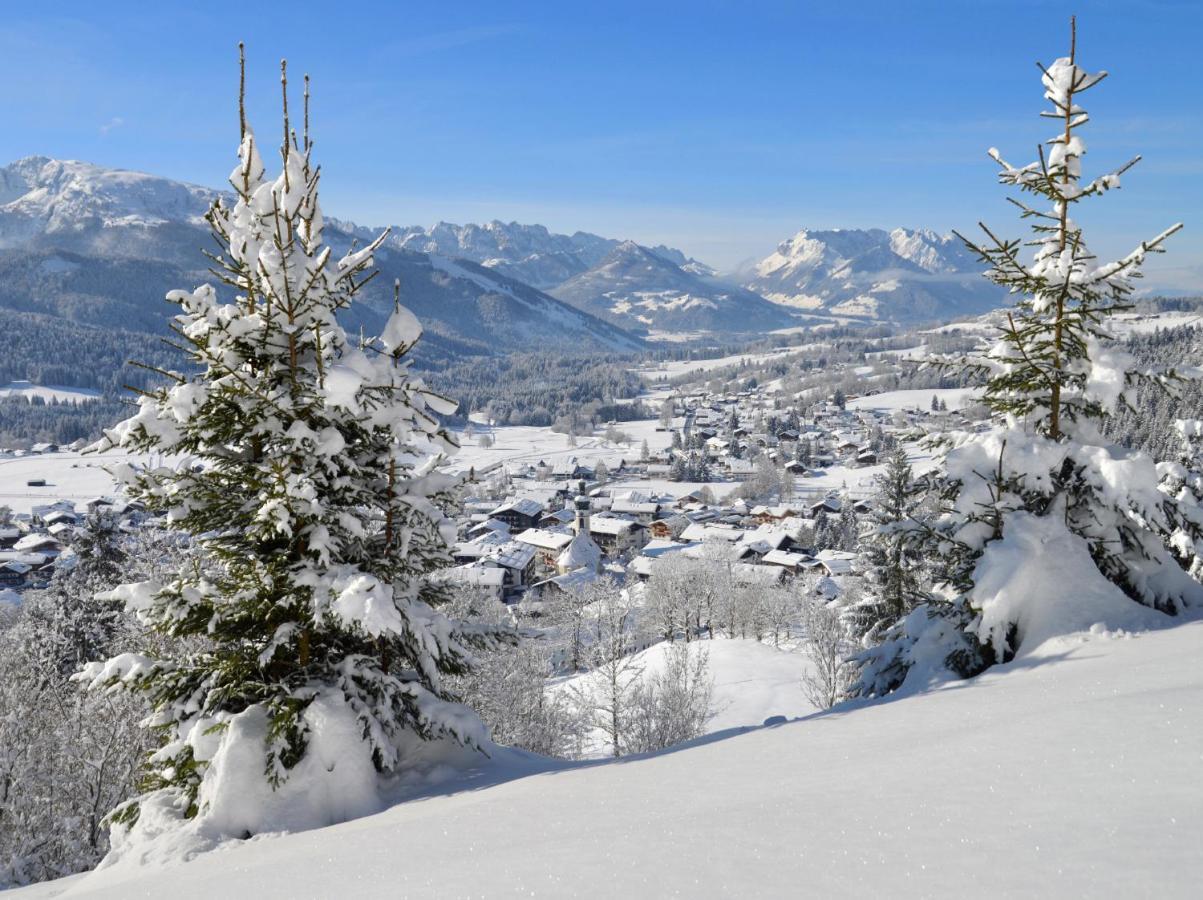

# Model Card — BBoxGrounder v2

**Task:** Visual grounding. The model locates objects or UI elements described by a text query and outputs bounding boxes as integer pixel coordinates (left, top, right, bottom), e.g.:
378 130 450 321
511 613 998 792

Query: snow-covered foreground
23 620 1203 898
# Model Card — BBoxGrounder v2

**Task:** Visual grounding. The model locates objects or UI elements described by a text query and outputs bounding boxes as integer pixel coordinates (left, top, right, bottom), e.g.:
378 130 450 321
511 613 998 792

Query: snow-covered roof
490 497 545 519
732 563 785 586
612 500 660 515
514 528 574 551
588 516 643 536
679 522 742 543
761 549 812 568
487 541 537 571
440 565 506 588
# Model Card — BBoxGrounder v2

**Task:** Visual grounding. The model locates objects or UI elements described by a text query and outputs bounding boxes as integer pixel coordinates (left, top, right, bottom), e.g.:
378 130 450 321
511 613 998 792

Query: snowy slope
746 227 1004 324
22 620 1203 898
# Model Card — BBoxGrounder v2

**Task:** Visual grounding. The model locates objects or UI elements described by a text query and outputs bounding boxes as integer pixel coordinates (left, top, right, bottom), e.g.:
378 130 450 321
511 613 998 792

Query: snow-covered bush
77 57 506 858
800 599 857 710
568 584 644 758
853 22 1203 698
625 641 714 754
0 516 149 887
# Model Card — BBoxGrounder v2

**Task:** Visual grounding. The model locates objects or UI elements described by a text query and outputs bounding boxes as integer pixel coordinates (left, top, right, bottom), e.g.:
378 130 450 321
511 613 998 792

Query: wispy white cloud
99 117 124 135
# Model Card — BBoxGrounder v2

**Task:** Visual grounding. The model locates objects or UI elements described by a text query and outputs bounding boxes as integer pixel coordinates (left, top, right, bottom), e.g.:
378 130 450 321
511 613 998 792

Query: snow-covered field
632 346 802 381
447 417 673 478
24 620 1203 898
0 382 100 404
846 386 980 413
1109 310 1203 336
0 451 158 514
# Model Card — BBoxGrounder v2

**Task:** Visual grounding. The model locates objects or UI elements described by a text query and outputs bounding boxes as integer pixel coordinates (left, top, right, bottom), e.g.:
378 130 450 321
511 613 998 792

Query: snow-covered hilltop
0 156 217 243
552 240 797 333
746 226 1003 322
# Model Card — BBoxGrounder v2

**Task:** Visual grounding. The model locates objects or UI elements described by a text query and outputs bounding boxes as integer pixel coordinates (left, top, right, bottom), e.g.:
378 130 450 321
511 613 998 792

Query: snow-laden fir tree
847 447 928 641
78 54 504 849
852 21 1203 698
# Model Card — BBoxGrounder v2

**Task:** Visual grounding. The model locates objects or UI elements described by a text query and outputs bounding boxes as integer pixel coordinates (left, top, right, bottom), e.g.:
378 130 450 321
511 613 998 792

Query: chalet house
539 507 576 529
610 498 660 523
751 504 802 525
489 497 545 532
760 549 820 576
514 528 575 573
732 563 786 587
551 458 584 479
0 527 19 550
587 515 647 555
647 514 689 540
835 438 861 459
42 510 78 529
816 549 858 576
725 459 757 481
31 501 76 526
12 534 62 557
809 497 842 517
679 522 742 544
482 541 538 597
856 449 878 467
0 560 30 588
440 565 506 603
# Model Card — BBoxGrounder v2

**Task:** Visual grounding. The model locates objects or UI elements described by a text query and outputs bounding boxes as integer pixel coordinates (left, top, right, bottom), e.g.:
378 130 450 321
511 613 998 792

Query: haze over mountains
0 156 1006 353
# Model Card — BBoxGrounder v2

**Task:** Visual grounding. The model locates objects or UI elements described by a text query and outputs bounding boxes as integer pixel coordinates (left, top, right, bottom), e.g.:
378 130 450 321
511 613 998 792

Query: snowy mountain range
0 157 1009 350
364 220 713 291
745 227 1003 321
551 240 797 333
0 157 641 356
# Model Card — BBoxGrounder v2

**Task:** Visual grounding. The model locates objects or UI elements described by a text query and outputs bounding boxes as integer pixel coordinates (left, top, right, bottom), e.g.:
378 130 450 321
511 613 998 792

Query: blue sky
1 0 1200 287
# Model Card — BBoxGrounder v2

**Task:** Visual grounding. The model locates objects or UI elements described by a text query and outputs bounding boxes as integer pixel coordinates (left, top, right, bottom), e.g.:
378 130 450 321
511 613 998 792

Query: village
0 370 983 619
441 381 985 611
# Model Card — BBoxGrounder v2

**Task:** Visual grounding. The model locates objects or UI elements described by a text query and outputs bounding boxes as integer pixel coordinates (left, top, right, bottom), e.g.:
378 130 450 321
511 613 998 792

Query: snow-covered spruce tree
78 57 504 846
848 448 928 641
1156 419 1203 580
851 21 1202 698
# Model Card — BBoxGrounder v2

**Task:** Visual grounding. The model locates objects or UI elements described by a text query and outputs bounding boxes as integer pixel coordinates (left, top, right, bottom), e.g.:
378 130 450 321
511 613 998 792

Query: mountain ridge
745 226 1002 322
551 240 798 334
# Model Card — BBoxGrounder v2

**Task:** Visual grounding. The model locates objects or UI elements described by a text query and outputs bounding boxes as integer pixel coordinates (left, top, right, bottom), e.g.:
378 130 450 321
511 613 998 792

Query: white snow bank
23 620 1203 898
970 508 1167 656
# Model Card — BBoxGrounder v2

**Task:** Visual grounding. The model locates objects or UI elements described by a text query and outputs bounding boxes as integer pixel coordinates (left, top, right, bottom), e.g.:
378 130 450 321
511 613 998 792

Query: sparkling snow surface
21 621 1203 898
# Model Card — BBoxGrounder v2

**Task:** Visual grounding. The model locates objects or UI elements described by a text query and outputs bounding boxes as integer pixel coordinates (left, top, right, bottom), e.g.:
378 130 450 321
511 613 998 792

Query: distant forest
0 308 649 446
